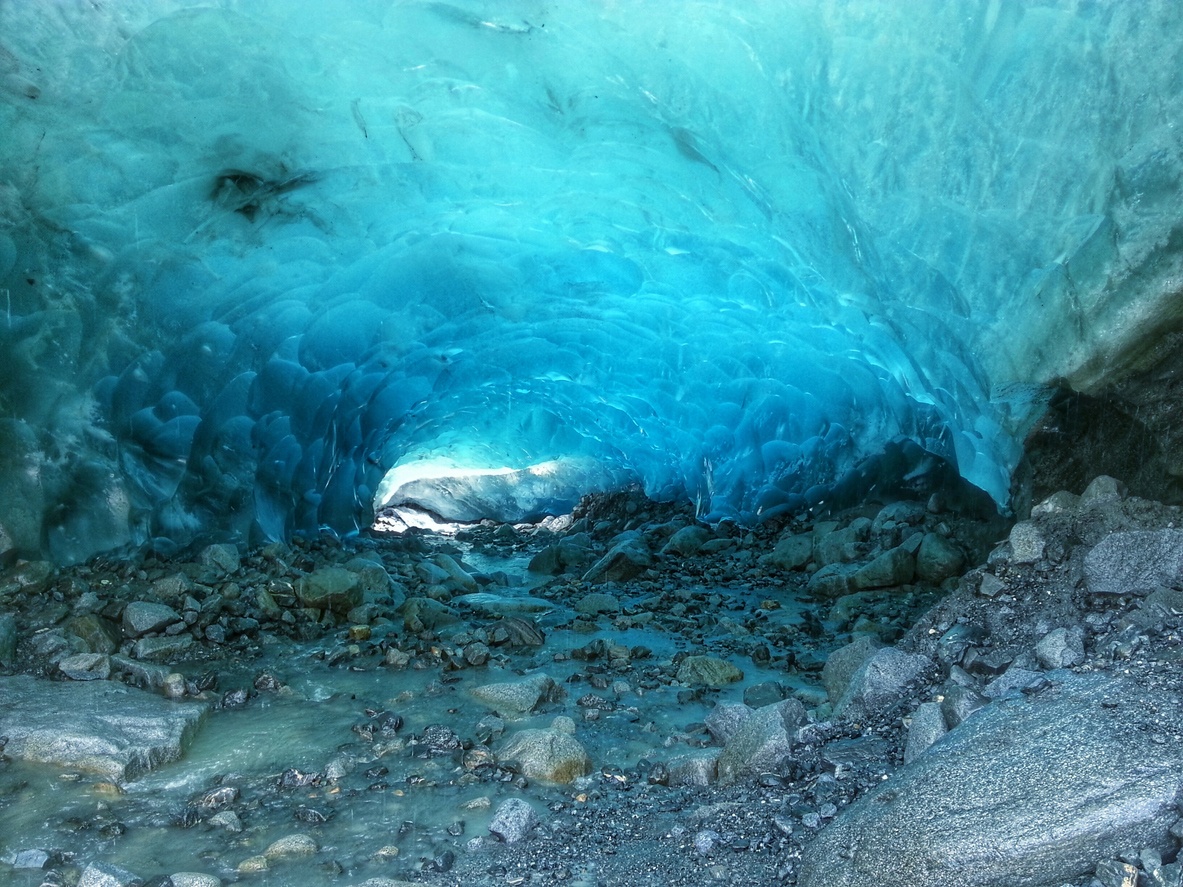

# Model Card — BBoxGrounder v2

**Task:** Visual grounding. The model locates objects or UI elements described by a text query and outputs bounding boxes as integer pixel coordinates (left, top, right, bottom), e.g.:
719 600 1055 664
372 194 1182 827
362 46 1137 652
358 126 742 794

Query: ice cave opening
0 0 1181 565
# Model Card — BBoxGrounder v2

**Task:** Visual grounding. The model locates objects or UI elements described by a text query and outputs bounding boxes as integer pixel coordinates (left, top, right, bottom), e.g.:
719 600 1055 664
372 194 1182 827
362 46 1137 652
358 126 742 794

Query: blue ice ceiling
1 1 1181 563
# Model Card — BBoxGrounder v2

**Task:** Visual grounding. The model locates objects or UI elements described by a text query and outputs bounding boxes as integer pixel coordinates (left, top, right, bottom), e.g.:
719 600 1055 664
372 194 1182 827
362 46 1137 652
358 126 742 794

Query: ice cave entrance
372 457 617 533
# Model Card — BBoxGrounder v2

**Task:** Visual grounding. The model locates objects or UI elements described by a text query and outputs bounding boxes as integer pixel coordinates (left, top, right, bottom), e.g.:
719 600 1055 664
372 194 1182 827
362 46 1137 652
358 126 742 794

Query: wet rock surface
0 675 208 779
2 482 1182 887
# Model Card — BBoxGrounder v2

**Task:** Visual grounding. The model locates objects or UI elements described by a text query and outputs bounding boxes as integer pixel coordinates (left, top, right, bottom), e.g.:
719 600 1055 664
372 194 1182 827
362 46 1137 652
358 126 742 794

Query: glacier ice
0 1 1181 562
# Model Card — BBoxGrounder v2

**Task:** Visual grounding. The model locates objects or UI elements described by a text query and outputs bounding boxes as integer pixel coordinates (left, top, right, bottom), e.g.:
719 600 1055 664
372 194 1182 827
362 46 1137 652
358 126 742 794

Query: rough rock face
498 729 592 784
832 647 932 721
582 534 652 583
296 566 363 614
716 698 808 783
798 674 1183 887
1084 529 1183 595
0 676 208 780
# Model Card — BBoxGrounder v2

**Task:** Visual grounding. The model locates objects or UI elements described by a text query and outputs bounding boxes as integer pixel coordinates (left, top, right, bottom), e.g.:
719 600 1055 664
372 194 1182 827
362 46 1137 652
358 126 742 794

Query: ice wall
0 1 1180 562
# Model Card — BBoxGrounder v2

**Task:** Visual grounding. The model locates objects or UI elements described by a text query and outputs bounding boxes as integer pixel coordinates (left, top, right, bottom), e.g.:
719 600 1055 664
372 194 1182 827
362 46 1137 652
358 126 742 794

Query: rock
527 545 563 575
833 647 932 722
903 702 947 763
717 699 808 783
764 532 813 570
0 560 53 597
399 597 458 632
1030 490 1081 517
1085 529 1183 595
665 751 719 786
807 563 856 598
1034 627 1086 670
77 862 141 887
814 523 868 566
488 797 540 844
151 572 192 602
914 533 966 583
471 674 558 714
352 561 398 601
0 675 207 779
676 655 744 687
264 833 318 860
583 535 651 583
705 702 753 744
1008 521 1046 564
57 652 111 681
490 616 546 647
662 525 712 557
65 613 120 653
170 875 222 887
463 641 491 666
110 655 172 690
0 611 15 667
852 546 915 590
743 681 787 708
198 542 240 576
941 682 989 728
797 674 1183 887
498 729 592 783
575 591 621 614
122 602 182 638
822 636 881 703
7 849 49 868
207 810 242 832
1095 860 1139 887
1081 475 1126 506
237 857 268 874
432 554 478 594
296 567 363 614
977 573 1006 597
983 666 1045 699
133 634 194 661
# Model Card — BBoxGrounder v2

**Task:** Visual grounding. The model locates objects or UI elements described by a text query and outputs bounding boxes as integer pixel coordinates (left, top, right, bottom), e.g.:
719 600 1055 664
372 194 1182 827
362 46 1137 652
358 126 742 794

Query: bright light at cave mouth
373 457 607 533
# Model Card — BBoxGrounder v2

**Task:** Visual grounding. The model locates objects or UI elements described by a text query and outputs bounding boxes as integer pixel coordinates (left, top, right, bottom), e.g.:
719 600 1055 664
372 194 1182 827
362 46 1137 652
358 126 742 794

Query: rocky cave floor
2 479 1183 887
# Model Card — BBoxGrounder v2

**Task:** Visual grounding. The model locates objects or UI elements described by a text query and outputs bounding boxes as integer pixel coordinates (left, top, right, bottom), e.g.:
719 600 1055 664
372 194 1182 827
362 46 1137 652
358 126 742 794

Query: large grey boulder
498 728 592 783
717 698 808 783
0 675 208 780
583 535 651 583
821 636 881 703
122 601 182 638
77 862 141 887
763 532 813 570
488 797 540 844
471 674 559 715
296 566 363 614
915 533 966 583
798 674 1183 887
662 525 712 558
1085 529 1183 595
833 647 931 721
852 546 915 590
676 655 744 687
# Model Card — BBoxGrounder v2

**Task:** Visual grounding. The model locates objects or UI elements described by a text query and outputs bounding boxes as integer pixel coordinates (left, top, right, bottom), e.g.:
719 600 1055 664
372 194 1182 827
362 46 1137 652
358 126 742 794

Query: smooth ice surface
1 1 1181 561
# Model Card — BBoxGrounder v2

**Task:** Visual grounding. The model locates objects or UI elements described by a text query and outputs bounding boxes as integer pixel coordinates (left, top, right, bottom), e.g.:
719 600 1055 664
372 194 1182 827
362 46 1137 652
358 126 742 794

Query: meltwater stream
3 519 910 887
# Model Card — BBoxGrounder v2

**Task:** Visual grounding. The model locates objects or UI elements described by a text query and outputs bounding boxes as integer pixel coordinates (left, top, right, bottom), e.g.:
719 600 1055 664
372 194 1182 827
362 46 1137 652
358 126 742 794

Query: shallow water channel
0 539 823 886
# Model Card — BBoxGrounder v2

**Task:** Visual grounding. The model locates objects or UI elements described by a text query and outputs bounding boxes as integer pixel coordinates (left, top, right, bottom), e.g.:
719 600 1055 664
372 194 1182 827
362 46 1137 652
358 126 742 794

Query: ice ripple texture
0 1 1180 562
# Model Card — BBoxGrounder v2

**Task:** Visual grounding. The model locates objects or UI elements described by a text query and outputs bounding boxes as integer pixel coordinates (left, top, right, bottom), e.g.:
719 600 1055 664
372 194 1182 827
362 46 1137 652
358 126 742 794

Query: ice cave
2 2 1183 886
